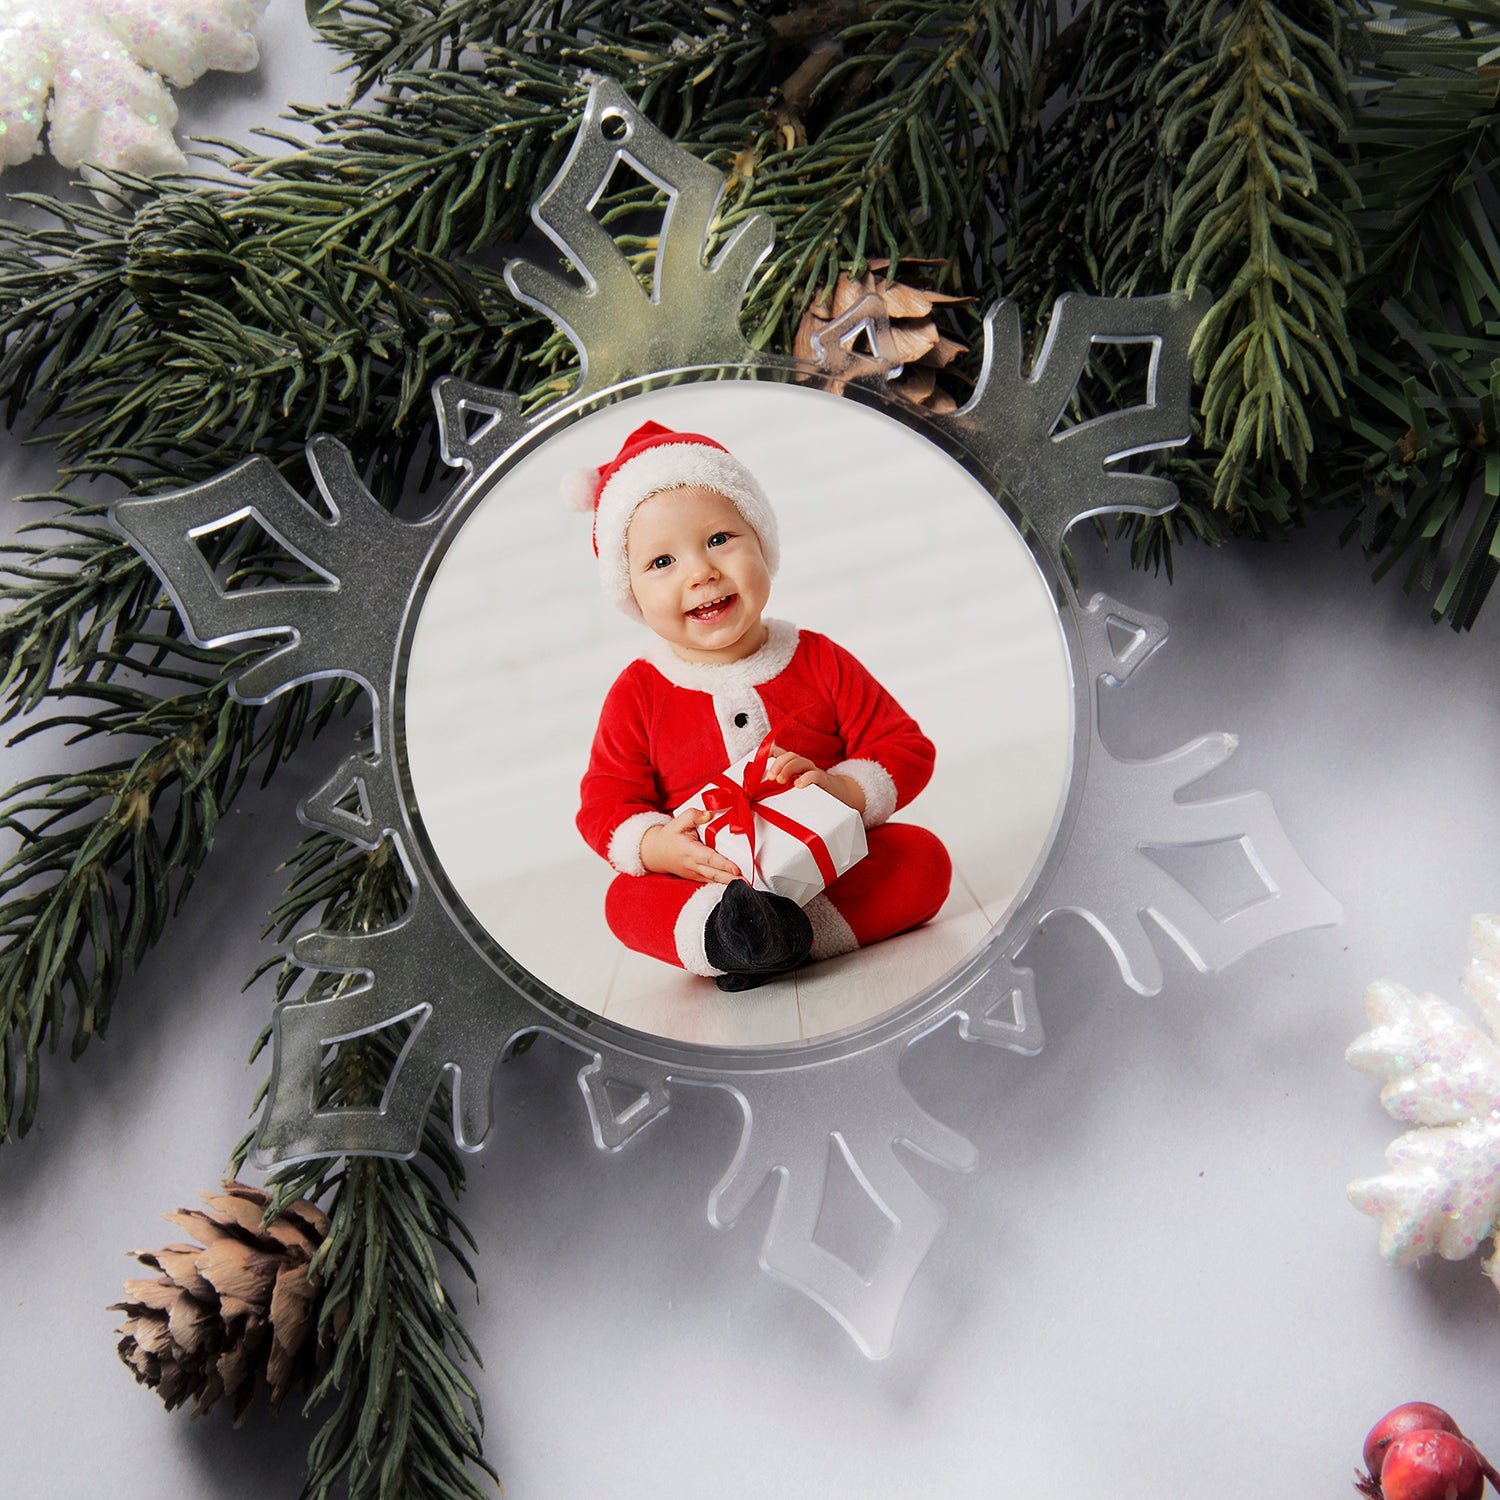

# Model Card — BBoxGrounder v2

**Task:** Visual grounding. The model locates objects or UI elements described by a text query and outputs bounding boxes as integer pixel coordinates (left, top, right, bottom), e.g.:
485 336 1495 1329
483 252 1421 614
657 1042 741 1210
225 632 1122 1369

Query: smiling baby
574 420 951 992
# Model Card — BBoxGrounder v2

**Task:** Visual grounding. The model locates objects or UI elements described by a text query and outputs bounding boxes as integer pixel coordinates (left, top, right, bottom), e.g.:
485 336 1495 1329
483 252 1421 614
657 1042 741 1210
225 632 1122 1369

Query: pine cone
794 259 971 413
112 1181 339 1424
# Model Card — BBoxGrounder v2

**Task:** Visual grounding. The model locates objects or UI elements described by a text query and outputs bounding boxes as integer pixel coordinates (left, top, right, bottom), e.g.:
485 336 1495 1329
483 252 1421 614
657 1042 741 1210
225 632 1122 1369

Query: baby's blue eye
707 531 730 547
648 554 672 570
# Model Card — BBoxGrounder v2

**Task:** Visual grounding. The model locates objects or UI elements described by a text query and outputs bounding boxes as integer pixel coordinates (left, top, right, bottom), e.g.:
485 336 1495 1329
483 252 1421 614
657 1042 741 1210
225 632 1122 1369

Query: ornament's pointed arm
694 1061 974 1360
112 444 431 713
1053 734 1342 995
503 81 776 395
941 291 1209 563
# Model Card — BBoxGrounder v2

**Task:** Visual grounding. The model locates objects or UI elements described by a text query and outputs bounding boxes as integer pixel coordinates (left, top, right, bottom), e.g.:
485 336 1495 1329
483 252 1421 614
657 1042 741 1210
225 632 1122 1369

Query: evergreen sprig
1006 0 1239 563
722 1 1031 339
1336 0 1500 625
1010 0 1364 533
1010 0 1175 312
0 488 355 1139
0 512 163 715
0 630 341 1140
1159 0 1362 511
231 831 493 1500
1005 0 1500 611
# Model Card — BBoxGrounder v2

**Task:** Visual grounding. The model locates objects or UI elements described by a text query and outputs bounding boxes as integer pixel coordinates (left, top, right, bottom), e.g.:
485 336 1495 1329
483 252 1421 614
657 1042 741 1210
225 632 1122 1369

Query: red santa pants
604 822 952 975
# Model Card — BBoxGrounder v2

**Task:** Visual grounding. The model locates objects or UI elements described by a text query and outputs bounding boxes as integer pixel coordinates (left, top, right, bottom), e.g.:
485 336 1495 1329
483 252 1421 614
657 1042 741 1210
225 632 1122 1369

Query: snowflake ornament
0 0 266 180
1348 916 1500 1289
112 82 1343 1358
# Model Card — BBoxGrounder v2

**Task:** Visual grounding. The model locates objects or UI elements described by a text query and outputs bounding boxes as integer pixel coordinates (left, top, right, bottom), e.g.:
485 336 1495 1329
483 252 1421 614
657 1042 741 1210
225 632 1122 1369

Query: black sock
703 880 813 990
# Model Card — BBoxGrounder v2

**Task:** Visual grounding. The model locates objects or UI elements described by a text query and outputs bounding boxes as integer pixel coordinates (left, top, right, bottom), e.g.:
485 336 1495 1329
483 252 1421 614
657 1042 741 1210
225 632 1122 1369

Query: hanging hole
601 111 629 141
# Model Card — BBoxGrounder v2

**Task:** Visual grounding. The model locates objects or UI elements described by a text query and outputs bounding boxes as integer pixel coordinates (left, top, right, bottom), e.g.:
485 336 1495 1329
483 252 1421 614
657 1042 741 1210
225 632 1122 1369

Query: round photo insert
402 381 1074 1049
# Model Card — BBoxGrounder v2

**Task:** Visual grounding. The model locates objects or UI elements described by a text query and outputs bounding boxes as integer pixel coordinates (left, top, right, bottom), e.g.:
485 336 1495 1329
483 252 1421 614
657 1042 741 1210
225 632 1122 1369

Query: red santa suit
577 618 952 976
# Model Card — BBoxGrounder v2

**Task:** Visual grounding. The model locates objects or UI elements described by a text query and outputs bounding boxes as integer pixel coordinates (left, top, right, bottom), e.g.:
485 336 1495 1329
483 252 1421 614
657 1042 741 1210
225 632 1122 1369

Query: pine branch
309 0 534 91
231 830 494 1500
1004 0 1226 570
0 2 1043 505
0 658 343 1139
1160 0 1363 511
729 1 1031 345
0 509 165 719
0 475 363 1141
1009 0 1365 564
0 168 554 504
1333 0 1500 626
1009 0 1176 315
302 1154 491 1500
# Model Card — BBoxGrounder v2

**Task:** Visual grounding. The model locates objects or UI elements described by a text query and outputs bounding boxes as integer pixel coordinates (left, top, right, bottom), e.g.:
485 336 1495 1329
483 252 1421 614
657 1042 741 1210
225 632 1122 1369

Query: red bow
700 721 838 890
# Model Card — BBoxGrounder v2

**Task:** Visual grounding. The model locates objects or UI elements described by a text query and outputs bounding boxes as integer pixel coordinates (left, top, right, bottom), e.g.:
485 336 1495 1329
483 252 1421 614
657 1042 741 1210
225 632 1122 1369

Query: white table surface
4 7 1499 1497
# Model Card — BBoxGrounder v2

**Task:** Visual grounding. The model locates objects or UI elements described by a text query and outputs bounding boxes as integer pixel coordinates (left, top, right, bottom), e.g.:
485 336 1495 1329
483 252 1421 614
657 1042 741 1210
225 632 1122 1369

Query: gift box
677 747 867 907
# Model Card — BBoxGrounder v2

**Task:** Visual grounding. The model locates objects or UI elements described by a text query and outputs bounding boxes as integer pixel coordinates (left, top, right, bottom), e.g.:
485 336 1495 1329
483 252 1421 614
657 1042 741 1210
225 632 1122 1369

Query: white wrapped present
677 748 867 907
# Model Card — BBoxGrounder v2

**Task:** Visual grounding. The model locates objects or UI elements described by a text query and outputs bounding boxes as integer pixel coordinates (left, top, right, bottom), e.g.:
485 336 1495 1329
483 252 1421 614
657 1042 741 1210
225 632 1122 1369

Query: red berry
1365 1404 1465 1479
1379 1430 1485 1500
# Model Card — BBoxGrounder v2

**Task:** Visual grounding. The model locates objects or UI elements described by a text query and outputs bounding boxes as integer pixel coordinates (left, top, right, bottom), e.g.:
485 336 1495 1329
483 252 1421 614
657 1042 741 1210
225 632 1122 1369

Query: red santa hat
564 420 780 619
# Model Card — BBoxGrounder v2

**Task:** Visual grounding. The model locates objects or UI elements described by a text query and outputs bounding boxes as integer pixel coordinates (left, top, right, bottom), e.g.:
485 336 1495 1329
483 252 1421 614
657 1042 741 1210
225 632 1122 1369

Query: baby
574 420 951 991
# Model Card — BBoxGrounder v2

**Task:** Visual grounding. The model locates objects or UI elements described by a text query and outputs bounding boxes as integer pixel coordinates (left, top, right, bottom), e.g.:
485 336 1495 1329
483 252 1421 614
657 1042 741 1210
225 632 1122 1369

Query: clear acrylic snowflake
0 0 266 179
113 82 1342 1358
1348 915 1500 1291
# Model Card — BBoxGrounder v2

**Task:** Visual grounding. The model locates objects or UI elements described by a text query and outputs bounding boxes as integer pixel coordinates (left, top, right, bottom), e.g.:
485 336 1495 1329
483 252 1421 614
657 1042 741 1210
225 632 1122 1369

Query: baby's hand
764 746 866 815
639 808 744 884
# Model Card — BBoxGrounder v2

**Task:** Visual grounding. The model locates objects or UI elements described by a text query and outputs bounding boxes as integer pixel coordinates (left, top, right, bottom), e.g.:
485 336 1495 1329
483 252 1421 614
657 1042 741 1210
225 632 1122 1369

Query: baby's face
626 484 771 664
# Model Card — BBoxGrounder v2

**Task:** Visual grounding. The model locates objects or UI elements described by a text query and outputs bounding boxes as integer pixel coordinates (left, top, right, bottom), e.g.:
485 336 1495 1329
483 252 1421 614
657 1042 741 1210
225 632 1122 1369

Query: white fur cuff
804 893 859 959
607 810 673 875
830 758 898 828
674 881 729 976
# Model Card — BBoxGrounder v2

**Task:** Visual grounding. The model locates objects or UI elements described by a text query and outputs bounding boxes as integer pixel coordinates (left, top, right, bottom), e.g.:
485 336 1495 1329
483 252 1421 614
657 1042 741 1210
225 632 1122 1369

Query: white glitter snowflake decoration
0 0 266 179
1348 916 1500 1289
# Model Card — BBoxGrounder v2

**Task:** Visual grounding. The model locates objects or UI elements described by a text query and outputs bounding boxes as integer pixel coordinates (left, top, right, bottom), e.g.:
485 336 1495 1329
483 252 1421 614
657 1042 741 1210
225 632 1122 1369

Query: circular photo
402 381 1074 1048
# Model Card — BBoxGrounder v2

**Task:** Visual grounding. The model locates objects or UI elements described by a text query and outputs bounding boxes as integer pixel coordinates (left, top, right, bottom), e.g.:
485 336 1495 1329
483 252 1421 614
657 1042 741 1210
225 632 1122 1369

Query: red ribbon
700 720 838 890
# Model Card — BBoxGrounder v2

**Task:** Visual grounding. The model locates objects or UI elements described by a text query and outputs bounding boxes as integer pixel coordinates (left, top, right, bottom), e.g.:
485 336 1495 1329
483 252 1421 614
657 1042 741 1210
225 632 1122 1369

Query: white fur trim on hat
595 440 780 618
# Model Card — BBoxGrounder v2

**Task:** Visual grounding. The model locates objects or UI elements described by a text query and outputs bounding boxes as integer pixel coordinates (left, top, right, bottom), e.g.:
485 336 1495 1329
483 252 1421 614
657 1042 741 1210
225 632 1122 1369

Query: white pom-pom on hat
561 466 601 516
